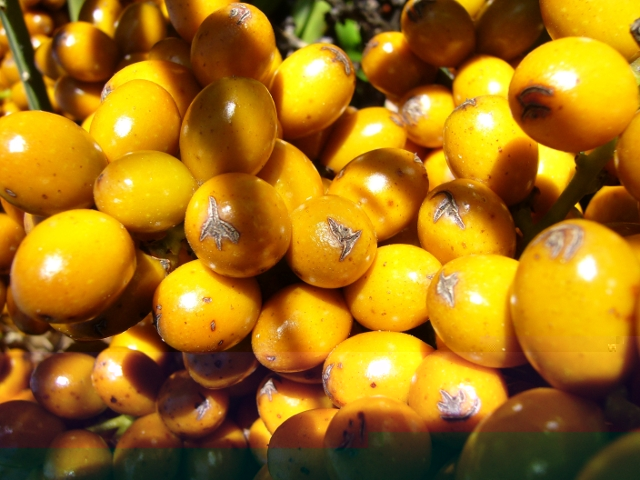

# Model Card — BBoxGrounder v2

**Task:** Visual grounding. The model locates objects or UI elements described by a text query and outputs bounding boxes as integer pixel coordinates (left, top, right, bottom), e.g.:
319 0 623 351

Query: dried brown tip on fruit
631 18 640 47
517 85 554 120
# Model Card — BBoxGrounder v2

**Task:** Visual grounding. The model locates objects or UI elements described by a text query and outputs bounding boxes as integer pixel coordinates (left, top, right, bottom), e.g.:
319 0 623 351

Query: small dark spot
4 188 16 197
202 297 212 303
110 396 118 404
218 340 223 346
210 321 216 331
300 466 311 475
214 359 223 368
370 382 377 388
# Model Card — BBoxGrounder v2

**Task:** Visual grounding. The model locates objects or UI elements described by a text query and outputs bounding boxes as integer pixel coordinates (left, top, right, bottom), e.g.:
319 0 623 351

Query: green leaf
300 0 332 44
335 18 362 51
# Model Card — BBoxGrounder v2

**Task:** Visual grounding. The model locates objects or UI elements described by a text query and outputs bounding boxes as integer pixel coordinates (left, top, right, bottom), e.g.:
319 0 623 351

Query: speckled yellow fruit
511 219 640 397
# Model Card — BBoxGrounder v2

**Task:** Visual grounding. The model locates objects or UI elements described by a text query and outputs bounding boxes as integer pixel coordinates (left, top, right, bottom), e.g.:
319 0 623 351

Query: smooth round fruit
475 0 545 61
0 400 66 469
78 0 123 37
90 79 181 162
191 3 277 87
184 172 291 278
508 36 638 153
153 259 261 352
53 75 103 122
113 412 183 480
452 54 515 105
0 110 108 216
444 95 539 206
417 179 517 264
256 374 333 434
361 30 437 100
324 395 431 480
267 408 338 480
540 0 640 61
114 1 167 54
328 147 429 240
401 0 476 67
322 330 434 407
269 43 356 140
11 209 136 324
428 254 527 368
575 431 640 480
252 282 353 373
43 430 112 480
455 388 608 480
94 150 197 233
344 244 441 332
286 195 377 289
0 212 24 274
156 370 229 439
52 21 120 82
400 84 455 148
257 139 325 214
30 352 107 420
319 107 407 175
511 219 640 397
102 59 201 117
180 76 278 183
407 350 508 444
91 346 163 416
183 334 258 390
164 0 235 42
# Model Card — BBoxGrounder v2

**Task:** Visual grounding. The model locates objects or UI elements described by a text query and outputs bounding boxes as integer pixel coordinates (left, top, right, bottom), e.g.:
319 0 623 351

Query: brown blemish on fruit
406 0 434 22
533 223 584 262
631 18 640 45
320 46 352 76
229 5 251 25
4 188 16 197
402 96 425 126
200 196 240 249
327 217 362 261
259 378 278 401
433 190 465 229
437 387 481 421
436 270 458 307
517 85 554 120
210 321 216 331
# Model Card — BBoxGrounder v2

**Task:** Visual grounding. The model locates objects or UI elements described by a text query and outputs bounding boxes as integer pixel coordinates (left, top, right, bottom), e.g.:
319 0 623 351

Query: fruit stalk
517 139 616 252
0 0 52 111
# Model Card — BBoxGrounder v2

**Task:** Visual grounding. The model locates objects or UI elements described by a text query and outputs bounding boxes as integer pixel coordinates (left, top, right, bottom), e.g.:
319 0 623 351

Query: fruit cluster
1 0 640 479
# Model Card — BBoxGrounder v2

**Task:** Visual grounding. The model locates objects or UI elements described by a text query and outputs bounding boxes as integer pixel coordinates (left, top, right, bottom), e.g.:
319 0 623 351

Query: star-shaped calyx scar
199 196 240 250
436 270 459 307
433 190 465 229
327 217 362 262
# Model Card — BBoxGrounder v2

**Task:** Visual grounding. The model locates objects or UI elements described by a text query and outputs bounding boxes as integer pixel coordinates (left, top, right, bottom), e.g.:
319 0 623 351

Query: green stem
518 139 616 253
0 0 52 111
86 414 135 440
67 0 85 22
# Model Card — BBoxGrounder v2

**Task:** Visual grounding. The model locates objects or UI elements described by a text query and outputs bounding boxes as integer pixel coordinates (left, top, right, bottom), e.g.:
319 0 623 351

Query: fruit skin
90 79 182 162
153 259 261 353
43 429 112 480
615 111 640 202
269 43 356 140
401 0 476 68
322 330 434 407
11 209 136 324
540 0 640 61
180 77 278 184
286 195 377 289
511 219 640 398
184 172 291 278
252 282 352 373
427 254 527 369
30 352 107 420
323 395 432 480
0 110 108 216
443 95 539 206
190 3 277 87
575 430 640 480
508 36 638 153
456 388 608 480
